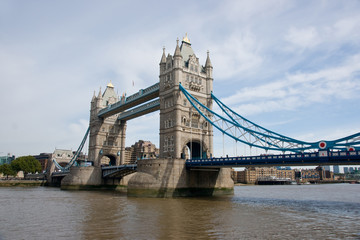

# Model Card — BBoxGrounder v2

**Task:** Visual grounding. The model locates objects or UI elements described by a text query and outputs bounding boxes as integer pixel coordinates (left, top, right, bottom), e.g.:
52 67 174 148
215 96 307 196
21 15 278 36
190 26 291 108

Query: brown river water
0 184 359 240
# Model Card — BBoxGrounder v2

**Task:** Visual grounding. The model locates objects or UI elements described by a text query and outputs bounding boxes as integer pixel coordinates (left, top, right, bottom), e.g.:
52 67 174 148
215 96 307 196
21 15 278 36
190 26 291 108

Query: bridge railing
123 82 160 102
186 150 360 167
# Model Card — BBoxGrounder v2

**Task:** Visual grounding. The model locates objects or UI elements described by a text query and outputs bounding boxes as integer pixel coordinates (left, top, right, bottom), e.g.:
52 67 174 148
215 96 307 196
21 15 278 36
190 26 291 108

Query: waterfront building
323 165 330 171
237 167 296 184
32 153 52 172
316 166 334 180
277 168 296 180
301 169 320 182
333 165 340 174
50 149 87 167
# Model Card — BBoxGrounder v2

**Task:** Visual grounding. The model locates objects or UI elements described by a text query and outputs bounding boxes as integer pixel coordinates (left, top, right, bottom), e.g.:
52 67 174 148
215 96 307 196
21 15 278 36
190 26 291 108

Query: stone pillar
119 120 127 164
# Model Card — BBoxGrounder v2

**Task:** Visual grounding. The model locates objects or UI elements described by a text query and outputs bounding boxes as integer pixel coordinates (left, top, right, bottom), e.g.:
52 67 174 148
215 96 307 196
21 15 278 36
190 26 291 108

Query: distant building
233 165 337 184
315 166 334 180
50 149 87 169
32 153 52 172
333 165 340 174
52 149 74 168
124 140 159 164
0 154 15 165
344 167 349 173
301 169 320 182
323 165 330 171
234 167 295 184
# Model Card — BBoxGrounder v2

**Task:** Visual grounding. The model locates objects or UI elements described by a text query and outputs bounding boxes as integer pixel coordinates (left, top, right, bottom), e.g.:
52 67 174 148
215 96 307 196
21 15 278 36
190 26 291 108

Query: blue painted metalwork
211 93 360 151
179 83 360 152
52 127 90 171
186 150 360 168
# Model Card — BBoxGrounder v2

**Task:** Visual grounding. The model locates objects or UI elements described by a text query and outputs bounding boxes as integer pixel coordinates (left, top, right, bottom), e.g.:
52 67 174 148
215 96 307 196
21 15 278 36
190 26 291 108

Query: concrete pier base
61 166 102 190
128 158 234 197
60 166 135 191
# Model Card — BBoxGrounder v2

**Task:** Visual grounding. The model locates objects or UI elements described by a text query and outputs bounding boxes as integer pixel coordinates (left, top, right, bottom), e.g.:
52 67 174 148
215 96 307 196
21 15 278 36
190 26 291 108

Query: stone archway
100 154 117 166
182 140 208 159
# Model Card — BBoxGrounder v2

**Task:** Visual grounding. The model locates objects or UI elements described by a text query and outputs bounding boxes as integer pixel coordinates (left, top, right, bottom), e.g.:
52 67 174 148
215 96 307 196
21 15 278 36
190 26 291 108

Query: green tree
11 156 42 176
0 164 16 179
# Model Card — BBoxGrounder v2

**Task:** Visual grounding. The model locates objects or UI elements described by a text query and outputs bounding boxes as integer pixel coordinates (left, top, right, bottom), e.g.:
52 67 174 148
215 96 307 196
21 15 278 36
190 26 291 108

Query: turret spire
160 47 166 64
205 50 212 68
98 87 102 98
174 38 181 57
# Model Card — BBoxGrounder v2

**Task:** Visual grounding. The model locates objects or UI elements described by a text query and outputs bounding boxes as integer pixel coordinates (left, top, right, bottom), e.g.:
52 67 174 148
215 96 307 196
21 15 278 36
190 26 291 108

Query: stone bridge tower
159 35 213 160
88 82 127 167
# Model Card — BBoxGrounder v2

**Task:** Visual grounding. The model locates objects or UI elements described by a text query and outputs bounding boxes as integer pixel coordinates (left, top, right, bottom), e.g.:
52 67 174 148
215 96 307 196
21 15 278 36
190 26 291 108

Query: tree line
0 156 42 179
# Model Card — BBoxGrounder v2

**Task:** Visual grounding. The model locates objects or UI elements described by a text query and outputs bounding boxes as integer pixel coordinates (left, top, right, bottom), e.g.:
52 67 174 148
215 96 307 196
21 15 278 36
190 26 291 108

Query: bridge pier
60 166 102 190
127 158 234 197
59 166 135 190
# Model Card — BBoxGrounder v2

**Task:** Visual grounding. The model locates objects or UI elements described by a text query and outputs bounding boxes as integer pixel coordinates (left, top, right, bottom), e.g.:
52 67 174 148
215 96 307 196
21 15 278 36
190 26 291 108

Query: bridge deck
186 150 360 168
102 164 137 178
98 83 159 118
118 99 160 121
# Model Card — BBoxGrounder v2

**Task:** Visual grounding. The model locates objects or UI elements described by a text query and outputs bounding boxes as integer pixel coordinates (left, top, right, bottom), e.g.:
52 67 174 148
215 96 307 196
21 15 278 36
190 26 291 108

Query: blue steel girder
118 99 160 121
98 82 160 118
212 93 360 151
53 127 90 171
179 84 360 152
186 150 360 168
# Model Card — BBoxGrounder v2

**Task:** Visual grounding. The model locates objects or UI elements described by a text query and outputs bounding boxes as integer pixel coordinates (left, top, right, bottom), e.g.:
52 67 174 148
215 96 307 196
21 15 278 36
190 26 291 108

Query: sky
1 0 360 168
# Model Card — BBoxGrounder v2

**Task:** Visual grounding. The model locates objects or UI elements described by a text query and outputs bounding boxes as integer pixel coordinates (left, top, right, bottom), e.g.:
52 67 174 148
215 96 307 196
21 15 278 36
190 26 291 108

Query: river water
0 184 359 240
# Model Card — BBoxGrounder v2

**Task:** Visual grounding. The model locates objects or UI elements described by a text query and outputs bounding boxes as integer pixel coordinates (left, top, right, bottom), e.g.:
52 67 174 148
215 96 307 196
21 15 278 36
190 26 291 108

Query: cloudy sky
1 0 360 160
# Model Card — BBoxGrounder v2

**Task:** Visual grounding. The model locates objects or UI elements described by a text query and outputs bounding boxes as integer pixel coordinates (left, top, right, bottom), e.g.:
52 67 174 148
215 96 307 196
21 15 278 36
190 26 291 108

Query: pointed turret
160 47 166 64
91 90 96 102
205 50 213 94
98 87 102 99
205 50 212 68
159 47 166 74
174 38 181 57
173 38 183 69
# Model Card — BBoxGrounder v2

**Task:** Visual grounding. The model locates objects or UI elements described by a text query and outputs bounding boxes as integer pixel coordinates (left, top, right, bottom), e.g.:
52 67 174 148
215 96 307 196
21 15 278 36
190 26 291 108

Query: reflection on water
0 184 359 240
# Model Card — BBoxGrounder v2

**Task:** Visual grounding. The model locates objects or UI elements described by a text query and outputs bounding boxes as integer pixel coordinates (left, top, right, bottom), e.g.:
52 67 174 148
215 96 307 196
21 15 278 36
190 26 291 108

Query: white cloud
211 31 263 80
1 0 360 157
222 54 360 115
285 26 321 50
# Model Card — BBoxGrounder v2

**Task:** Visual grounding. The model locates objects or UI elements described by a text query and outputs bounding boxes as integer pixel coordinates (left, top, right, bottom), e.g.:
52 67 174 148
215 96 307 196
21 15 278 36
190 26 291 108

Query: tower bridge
53 35 360 197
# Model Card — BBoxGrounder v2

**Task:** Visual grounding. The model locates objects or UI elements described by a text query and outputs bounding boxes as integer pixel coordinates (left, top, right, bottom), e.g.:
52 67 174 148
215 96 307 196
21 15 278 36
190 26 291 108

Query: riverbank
0 179 46 187
234 180 359 186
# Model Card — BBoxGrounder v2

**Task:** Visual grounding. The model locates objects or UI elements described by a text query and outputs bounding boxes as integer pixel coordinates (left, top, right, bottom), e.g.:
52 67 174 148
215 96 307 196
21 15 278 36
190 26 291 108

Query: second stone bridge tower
159 35 214 160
